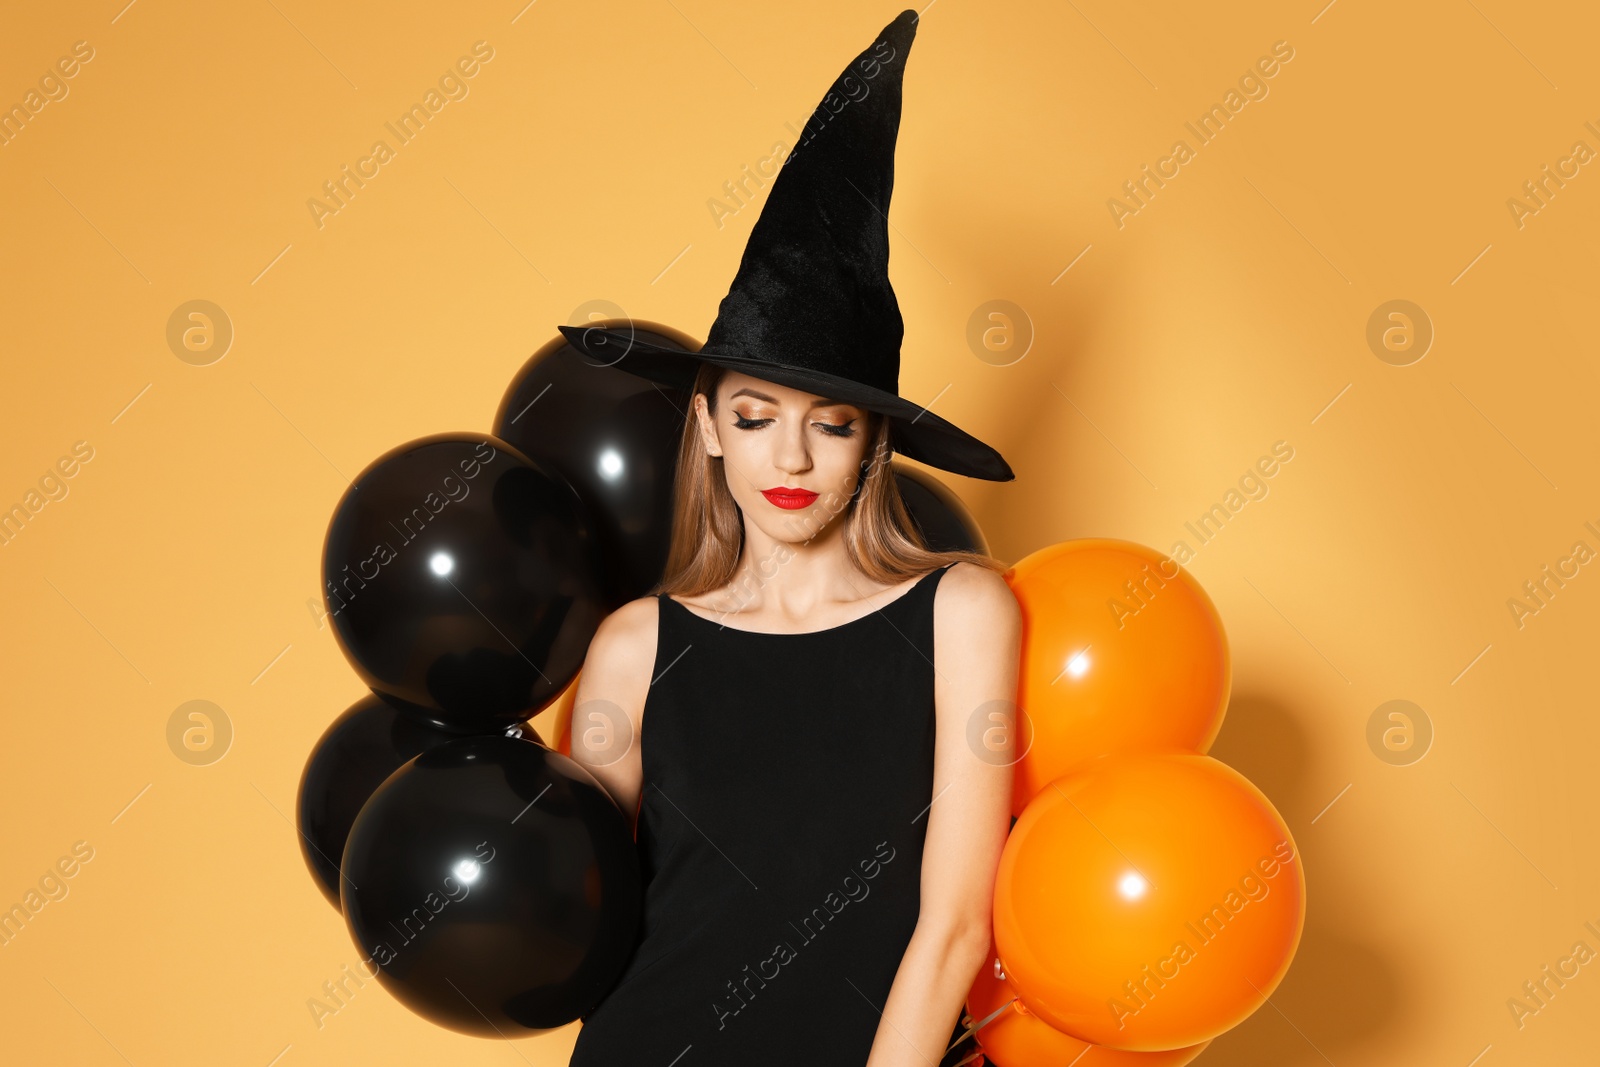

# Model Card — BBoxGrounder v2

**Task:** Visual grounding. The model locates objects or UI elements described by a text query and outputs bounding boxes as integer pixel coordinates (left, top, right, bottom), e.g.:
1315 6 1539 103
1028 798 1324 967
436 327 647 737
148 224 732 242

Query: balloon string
943 996 1017 1054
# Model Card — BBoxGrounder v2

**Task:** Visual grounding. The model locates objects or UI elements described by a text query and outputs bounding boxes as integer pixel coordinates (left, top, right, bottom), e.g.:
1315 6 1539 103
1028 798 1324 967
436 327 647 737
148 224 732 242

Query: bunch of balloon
293 322 708 1036
967 539 1306 1064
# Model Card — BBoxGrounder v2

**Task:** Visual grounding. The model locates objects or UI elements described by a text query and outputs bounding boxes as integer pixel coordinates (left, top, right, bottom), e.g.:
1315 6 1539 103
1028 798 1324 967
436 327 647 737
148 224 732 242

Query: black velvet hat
557 8 1014 482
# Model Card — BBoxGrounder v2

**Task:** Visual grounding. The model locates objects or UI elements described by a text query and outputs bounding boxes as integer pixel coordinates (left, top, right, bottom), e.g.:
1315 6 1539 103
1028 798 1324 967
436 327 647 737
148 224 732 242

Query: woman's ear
693 392 723 458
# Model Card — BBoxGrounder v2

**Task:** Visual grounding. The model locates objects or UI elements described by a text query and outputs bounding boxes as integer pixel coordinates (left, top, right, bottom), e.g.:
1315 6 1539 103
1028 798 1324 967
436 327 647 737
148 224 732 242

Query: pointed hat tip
887 8 919 43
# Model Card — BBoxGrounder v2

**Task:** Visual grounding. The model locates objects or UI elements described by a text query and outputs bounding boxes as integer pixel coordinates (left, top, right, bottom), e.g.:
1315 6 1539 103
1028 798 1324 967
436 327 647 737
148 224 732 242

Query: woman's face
694 370 873 543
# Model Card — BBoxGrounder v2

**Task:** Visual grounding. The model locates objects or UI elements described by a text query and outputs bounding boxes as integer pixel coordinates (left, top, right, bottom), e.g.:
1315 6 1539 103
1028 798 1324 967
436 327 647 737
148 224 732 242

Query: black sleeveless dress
569 563 960 1066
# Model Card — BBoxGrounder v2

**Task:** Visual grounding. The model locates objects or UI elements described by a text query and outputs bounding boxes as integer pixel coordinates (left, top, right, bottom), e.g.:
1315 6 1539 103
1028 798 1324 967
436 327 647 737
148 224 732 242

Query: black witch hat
558 8 1013 482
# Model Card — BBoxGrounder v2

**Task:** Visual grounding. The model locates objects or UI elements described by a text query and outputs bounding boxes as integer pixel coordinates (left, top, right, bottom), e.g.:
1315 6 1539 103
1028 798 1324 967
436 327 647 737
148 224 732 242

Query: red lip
761 486 819 510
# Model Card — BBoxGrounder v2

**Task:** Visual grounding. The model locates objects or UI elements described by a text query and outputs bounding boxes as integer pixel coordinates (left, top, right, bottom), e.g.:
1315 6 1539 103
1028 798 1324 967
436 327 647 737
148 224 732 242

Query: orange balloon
966 944 1210 1066
537 672 580 756
993 753 1304 1051
1004 539 1229 816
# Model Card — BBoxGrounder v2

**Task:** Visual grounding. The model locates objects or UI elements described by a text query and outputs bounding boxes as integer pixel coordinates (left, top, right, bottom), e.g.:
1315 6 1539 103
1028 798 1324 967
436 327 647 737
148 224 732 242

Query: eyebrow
728 387 852 408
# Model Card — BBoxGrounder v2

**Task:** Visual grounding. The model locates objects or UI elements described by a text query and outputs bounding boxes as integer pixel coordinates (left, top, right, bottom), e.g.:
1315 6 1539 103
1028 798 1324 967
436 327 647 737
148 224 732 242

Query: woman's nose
773 421 812 473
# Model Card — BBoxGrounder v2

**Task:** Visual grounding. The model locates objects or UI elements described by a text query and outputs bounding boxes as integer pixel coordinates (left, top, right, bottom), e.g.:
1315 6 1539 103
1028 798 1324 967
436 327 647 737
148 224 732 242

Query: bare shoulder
934 561 1021 630
592 593 660 650
578 594 659 713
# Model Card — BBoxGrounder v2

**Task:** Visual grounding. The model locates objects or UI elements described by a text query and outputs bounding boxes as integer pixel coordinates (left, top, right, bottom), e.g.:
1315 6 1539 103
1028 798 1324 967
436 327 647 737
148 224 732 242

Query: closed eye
732 415 857 438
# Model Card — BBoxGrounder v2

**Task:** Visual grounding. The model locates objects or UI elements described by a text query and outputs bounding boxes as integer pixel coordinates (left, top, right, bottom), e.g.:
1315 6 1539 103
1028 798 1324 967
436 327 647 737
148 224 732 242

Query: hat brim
557 324 1014 482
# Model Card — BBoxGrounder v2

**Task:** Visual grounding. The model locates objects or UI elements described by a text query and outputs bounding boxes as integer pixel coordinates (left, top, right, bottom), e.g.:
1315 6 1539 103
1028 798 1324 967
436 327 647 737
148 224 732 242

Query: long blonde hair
653 362 1006 597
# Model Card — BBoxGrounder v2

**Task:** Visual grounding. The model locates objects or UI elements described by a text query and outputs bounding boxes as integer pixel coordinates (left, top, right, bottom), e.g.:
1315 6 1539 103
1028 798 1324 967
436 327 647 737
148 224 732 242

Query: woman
567 360 1019 1067
563 11 1021 1064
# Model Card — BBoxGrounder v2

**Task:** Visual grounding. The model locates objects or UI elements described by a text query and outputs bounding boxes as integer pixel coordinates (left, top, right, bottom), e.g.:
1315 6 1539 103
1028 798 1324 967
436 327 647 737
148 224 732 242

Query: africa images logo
323 439 499 617
704 33 898 231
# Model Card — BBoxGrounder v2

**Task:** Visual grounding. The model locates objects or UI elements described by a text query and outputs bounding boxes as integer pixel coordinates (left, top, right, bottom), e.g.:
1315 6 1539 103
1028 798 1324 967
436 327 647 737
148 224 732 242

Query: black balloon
296 692 465 910
494 322 695 609
894 462 989 555
340 734 641 1036
321 433 607 733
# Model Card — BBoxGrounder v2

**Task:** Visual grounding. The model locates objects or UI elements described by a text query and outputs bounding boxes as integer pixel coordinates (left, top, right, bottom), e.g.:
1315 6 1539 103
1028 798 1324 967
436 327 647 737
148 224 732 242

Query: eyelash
732 415 857 438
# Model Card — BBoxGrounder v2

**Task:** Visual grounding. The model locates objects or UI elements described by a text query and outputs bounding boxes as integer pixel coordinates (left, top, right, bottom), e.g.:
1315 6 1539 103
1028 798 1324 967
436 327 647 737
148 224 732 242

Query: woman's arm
866 562 1022 1067
566 596 657 834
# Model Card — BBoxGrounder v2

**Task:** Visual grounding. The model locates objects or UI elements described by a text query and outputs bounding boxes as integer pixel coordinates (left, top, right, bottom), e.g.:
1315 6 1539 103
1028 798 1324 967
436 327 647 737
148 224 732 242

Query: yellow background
2 1 1596 1063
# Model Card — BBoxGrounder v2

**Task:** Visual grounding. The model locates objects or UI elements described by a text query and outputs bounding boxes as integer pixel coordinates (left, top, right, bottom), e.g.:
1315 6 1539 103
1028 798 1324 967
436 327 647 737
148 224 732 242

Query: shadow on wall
955 204 1120 562
1197 692 1406 1065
